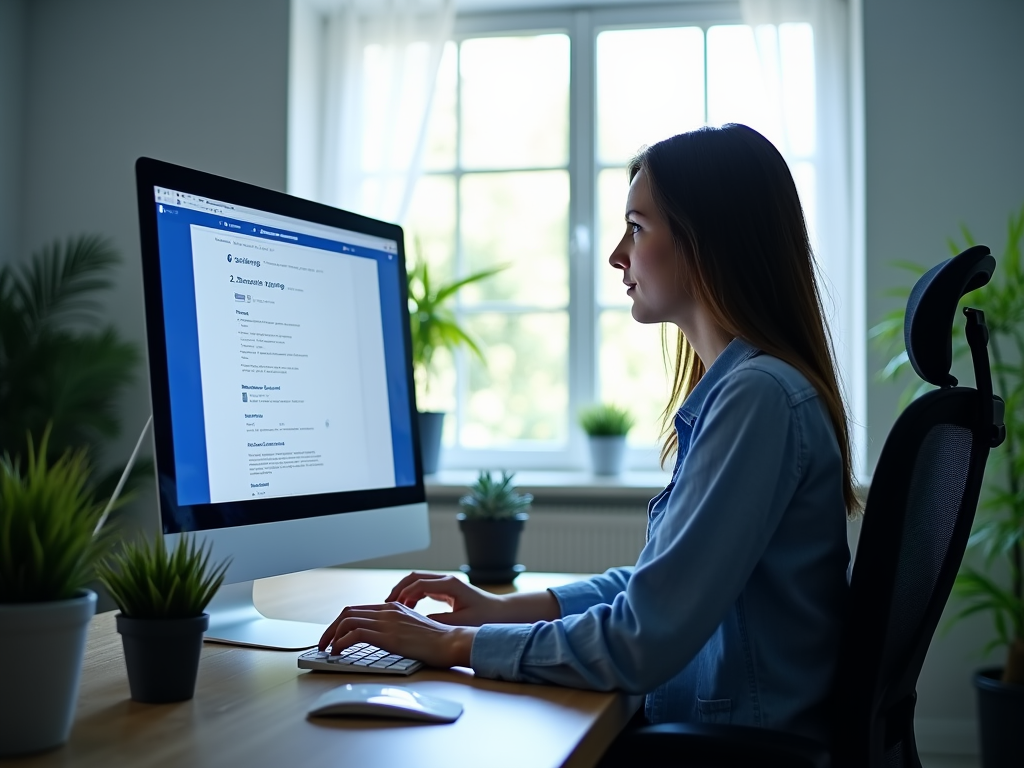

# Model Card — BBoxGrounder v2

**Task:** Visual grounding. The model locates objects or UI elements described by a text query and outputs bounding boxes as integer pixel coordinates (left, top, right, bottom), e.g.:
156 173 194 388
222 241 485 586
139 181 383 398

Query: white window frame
438 3 745 472
288 0 862 477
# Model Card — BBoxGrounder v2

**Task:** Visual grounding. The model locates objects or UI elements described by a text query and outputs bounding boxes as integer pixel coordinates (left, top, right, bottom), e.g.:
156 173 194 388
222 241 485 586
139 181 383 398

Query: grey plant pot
0 589 97 756
116 613 209 703
588 435 627 475
457 513 528 584
418 411 445 475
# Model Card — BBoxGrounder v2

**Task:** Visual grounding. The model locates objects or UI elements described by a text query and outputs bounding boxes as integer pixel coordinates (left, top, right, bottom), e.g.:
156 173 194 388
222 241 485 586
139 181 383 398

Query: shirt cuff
470 623 534 680
549 580 611 617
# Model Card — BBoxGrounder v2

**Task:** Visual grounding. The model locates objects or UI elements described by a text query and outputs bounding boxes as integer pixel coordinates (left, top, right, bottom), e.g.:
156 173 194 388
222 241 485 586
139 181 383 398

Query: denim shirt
469 338 850 742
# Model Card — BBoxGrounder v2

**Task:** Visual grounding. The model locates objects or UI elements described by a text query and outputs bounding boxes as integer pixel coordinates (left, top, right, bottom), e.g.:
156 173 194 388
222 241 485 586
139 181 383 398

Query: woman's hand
385 572 508 626
385 571 562 626
317 602 477 669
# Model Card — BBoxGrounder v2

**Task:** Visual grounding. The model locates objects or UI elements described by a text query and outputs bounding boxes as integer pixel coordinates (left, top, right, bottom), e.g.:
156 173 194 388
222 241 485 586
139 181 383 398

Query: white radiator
350 502 647 575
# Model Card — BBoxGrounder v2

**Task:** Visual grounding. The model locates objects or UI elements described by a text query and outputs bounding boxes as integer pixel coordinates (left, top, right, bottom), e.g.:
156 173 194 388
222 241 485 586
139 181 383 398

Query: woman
319 124 855 742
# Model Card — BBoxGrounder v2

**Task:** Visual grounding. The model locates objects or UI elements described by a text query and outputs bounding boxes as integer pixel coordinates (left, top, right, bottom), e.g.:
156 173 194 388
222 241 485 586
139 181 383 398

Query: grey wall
863 0 1024 747
0 0 26 263
20 0 290 533
864 0 1024 466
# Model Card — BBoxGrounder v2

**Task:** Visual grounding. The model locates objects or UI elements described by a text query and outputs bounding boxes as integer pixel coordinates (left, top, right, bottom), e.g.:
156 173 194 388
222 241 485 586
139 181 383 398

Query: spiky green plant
578 403 636 437
0 235 142 500
458 470 533 521
406 256 504 398
870 204 1024 685
0 428 116 603
96 535 231 620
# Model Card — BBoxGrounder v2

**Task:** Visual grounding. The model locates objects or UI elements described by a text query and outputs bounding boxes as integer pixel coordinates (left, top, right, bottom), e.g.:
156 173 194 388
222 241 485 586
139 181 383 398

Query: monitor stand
204 581 324 650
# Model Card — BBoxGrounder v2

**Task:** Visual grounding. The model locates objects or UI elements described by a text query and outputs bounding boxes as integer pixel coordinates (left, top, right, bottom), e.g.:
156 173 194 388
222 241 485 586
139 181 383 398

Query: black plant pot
116 613 209 703
418 411 445 475
457 513 528 585
974 667 1024 768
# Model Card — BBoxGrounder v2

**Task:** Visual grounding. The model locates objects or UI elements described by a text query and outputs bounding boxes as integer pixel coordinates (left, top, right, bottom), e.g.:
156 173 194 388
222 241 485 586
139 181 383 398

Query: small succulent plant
458 470 533 521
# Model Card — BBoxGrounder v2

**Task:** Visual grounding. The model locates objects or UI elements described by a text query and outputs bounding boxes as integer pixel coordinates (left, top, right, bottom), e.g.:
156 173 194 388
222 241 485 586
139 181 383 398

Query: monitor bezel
135 157 426 535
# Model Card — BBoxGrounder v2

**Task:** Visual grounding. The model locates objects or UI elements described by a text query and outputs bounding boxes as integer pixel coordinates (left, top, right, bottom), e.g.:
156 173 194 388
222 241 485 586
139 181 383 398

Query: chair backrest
831 246 1005 768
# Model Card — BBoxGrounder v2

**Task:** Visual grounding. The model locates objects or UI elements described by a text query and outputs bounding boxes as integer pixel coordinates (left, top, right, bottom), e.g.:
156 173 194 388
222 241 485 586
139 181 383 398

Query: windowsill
424 469 672 505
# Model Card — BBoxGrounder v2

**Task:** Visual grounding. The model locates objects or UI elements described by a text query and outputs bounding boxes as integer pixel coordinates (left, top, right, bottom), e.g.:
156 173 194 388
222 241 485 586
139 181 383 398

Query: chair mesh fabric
883 423 973 677
884 739 905 768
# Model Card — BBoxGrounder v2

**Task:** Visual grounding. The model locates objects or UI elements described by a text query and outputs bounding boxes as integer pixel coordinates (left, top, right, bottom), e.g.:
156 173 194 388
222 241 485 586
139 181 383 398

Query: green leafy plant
459 470 533 521
0 236 142 499
0 427 116 603
406 257 504 398
870 204 1024 685
578 403 636 437
96 535 231 620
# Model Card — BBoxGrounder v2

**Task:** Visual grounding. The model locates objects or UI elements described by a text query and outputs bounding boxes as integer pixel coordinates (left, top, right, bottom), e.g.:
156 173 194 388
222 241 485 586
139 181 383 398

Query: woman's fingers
318 601 476 668
385 572 448 603
395 574 473 608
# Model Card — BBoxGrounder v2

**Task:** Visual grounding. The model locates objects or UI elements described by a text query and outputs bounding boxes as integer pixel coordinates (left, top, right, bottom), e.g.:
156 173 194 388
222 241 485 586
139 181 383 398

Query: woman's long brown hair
635 125 859 517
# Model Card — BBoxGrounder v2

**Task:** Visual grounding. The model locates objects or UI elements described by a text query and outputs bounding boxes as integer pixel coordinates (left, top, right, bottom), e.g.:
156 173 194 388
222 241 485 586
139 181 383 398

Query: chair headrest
905 245 995 387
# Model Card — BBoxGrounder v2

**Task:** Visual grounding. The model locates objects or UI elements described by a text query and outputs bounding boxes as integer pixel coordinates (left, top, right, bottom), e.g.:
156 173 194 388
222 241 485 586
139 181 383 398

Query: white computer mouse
307 683 463 723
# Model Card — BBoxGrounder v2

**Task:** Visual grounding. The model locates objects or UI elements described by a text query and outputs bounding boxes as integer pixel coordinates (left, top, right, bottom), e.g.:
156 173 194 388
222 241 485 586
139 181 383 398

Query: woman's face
608 168 692 326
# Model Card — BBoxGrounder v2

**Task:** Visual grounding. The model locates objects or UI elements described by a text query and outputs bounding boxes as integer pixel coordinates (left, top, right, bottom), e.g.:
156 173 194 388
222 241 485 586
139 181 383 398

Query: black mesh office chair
599 245 1006 768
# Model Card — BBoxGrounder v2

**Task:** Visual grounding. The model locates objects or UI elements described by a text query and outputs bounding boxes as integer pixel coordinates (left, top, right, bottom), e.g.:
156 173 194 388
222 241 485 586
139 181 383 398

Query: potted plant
457 470 533 585
406 256 503 474
96 534 230 703
871 205 1024 767
0 430 116 756
579 403 636 476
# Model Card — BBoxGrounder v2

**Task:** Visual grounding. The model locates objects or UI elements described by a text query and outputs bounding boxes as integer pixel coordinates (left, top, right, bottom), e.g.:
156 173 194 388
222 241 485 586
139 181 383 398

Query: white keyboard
297 643 424 676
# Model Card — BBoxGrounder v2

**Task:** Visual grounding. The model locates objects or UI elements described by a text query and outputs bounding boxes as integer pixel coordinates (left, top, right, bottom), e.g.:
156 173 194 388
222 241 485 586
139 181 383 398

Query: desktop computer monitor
135 158 429 650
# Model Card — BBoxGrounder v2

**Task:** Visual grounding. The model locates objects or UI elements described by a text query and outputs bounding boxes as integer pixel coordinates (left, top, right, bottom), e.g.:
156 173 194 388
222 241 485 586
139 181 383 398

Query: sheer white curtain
318 0 454 224
740 0 863 471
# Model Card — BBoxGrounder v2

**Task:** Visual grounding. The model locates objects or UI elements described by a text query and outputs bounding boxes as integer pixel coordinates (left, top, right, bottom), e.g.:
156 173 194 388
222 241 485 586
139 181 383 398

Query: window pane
596 27 705 166
460 35 569 169
599 310 670 446
707 24 815 157
460 171 569 307
791 160 817 252
461 312 568 446
706 26 763 132
422 41 457 172
406 174 456 281
404 175 457 412
778 23 815 156
596 167 631 306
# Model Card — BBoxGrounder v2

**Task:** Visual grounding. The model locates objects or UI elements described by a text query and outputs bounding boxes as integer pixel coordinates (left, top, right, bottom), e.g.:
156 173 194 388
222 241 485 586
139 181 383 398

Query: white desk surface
13 568 638 768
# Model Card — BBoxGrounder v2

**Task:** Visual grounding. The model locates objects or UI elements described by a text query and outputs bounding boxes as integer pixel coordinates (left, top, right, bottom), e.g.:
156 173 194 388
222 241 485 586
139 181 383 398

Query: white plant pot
0 590 96 756
588 435 627 476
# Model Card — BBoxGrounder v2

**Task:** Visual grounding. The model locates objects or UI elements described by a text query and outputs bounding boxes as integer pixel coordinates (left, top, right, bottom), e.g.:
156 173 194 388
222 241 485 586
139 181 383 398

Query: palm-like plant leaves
0 236 139 478
406 259 505 394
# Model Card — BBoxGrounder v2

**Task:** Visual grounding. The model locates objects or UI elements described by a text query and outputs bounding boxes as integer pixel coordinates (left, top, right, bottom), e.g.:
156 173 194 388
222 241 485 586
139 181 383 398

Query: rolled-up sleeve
549 566 633 616
470 368 806 692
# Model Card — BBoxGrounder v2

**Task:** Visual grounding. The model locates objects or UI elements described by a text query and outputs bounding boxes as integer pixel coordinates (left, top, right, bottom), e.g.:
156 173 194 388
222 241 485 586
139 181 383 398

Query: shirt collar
676 337 760 426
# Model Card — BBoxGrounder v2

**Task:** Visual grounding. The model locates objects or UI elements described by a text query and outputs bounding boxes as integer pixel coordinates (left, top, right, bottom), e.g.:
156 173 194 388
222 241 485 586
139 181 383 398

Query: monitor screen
137 161 425 537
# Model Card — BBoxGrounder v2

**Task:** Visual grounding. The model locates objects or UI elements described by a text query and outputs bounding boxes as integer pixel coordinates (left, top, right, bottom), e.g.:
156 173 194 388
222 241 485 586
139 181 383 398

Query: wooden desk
13 569 638 768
